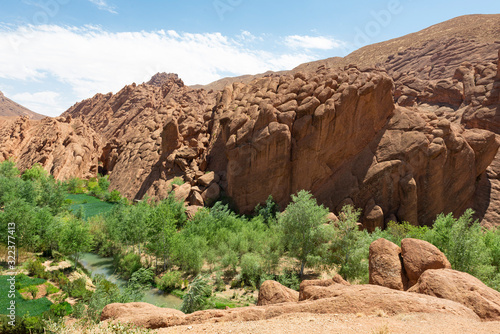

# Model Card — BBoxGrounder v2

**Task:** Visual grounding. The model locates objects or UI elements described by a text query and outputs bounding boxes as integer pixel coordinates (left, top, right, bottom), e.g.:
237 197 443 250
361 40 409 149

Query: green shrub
240 253 263 286
72 302 86 319
65 277 90 300
276 270 300 291
49 301 73 317
108 189 122 203
26 285 39 299
171 177 184 186
116 253 143 280
45 282 59 295
156 271 182 292
26 260 46 278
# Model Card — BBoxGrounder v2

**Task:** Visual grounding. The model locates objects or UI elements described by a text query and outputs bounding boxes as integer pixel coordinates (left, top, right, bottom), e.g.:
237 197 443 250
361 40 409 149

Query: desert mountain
1 14 499 228
0 91 45 120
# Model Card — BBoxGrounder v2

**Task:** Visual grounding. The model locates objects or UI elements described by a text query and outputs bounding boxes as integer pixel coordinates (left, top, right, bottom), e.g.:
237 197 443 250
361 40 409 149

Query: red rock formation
0 116 101 179
401 238 451 288
101 284 478 329
409 269 500 321
257 280 299 306
369 238 408 291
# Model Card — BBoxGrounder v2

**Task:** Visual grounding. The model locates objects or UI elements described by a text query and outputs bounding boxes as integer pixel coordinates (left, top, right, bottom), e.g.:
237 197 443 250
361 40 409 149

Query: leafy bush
276 270 301 291
171 177 184 186
425 209 497 286
156 271 182 292
108 189 122 203
116 252 143 280
240 253 263 286
45 282 59 295
26 260 46 278
26 285 39 299
49 301 73 317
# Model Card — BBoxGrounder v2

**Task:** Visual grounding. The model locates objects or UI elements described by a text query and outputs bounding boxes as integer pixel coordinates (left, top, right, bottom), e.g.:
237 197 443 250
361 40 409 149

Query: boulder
257 280 299 306
101 302 185 329
185 205 203 220
409 269 500 321
401 238 451 288
201 183 221 205
173 182 191 203
326 212 339 223
189 190 204 206
197 171 217 187
369 238 407 290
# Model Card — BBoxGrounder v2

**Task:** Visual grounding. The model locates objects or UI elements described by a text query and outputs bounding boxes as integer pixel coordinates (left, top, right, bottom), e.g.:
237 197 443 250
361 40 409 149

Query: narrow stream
78 253 182 309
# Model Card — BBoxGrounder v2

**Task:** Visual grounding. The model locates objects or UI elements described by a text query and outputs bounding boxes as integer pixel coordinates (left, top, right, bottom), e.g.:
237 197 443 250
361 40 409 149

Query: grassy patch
0 275 53 317
66 194 116 219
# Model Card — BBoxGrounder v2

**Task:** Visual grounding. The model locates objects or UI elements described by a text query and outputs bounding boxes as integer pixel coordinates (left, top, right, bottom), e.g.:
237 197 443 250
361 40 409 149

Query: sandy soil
156 312 500 334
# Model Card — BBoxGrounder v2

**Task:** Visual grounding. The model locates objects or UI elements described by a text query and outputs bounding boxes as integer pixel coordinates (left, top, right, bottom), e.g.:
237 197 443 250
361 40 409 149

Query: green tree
59 216 92 269
279 190 330 278
328 205 369 281
21 163 48 181
0 159 19 178
147 199 177 271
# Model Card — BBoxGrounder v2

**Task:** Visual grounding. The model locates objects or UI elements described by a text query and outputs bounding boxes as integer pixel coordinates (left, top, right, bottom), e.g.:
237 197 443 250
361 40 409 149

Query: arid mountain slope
0 91 45 120
1 14 499 227
196 14 500 91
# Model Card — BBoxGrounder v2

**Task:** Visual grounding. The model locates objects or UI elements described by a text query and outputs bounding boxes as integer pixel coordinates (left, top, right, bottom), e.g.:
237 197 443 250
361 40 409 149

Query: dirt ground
156 312 500 334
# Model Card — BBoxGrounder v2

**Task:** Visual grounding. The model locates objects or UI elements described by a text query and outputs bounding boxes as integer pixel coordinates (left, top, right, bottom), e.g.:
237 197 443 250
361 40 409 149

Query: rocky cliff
1 15 499 228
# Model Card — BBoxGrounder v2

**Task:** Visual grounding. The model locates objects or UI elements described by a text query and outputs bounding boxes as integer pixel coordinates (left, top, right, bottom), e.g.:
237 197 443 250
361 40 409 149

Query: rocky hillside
0 91 45 120
1 14 499 228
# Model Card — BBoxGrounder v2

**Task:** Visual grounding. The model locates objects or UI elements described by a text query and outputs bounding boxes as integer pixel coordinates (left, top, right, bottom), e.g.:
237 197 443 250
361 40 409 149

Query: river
78 253 182 309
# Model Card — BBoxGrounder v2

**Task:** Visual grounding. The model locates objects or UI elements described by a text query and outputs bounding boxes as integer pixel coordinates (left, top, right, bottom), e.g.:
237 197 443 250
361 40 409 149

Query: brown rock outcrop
257 280 299 306
0 116 101 179
102 283 478 329
409 269 500 321
401 238 451 288
369 238 407 290
101 302 185 329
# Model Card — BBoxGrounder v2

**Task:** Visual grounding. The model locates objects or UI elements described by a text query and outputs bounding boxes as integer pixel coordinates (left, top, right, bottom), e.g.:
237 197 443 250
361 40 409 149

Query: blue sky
0 0 498 116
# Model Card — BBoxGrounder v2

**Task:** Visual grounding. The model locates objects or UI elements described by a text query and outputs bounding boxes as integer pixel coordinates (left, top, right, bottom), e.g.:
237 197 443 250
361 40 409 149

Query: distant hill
0 91 45 119
194 14 500 91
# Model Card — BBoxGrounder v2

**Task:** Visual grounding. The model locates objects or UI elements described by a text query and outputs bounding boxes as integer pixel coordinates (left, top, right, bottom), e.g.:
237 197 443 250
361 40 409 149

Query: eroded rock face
1 29 499 227
62 74 217 202
401 238 451 288
369 238 407 291
408 269 500 321
0 116 101 179
257 280 299 306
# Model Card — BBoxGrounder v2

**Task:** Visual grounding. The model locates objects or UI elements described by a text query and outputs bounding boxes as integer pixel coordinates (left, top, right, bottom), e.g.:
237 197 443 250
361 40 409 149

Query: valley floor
156 312 500 334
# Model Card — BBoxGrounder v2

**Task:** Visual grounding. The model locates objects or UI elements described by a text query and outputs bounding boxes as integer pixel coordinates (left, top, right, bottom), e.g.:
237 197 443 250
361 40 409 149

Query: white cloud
88 0 117 14
0 25 344 116
0 25 315 97
285 35 344 50
11 91 65 116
